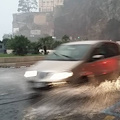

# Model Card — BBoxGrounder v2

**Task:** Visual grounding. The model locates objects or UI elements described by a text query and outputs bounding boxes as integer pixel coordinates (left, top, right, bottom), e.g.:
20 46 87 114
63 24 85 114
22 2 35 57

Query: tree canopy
10 35 30 56
18 0 38 12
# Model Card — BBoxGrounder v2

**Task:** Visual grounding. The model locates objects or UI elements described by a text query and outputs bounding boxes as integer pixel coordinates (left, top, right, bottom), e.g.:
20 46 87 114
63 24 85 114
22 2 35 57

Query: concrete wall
0 56 44 67
0 56 43 63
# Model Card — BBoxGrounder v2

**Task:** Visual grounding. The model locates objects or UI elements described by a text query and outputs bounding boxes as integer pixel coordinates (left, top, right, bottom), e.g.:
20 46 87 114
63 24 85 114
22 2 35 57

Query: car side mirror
92 55 104 61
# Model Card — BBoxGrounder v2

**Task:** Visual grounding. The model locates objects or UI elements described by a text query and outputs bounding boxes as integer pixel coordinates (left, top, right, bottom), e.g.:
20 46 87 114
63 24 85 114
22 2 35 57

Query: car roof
63 40 116 45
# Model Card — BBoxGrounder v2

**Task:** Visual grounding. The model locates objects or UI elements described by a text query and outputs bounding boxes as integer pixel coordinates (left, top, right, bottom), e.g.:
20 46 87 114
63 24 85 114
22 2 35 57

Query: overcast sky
0 0 19 40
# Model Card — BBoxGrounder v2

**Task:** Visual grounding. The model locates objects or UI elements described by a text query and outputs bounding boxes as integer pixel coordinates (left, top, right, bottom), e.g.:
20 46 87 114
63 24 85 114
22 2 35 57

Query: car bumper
27 81 67 89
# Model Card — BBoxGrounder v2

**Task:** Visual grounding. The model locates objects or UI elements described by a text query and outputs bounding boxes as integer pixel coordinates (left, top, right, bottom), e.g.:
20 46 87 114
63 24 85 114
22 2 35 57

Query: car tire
75 76 89 85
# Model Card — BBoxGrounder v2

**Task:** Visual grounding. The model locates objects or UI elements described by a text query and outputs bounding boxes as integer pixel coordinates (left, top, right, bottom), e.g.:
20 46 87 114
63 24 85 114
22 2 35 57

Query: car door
101 42 120 74
81 42 119 77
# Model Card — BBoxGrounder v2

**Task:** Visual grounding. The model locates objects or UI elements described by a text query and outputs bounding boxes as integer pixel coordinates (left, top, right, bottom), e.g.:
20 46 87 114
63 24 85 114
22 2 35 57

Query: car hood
28 60 83 72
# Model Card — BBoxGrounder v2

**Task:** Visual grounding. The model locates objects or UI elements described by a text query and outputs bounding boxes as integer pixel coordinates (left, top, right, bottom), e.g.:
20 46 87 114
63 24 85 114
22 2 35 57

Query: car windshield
45 44 92 61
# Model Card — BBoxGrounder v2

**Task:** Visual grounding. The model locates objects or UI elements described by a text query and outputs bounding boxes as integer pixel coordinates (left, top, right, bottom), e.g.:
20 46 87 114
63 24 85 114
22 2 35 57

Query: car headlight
50 72 73 81
24 71 37 78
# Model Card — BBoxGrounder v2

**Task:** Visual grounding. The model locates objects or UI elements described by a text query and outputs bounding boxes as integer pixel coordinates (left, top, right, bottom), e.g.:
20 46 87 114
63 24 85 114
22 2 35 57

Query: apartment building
39 0 64 12
13 12 54 41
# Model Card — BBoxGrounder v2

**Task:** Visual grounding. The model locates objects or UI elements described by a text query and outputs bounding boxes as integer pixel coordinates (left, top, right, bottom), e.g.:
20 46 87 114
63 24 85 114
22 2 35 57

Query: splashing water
92 77 120 95
23 77 120 120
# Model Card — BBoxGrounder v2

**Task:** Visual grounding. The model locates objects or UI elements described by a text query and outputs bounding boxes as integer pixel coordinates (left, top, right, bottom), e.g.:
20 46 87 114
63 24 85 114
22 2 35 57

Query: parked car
24 40 120 89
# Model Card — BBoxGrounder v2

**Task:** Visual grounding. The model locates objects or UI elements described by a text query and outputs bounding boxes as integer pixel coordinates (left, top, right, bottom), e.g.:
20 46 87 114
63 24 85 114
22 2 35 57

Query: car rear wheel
74 76 89 85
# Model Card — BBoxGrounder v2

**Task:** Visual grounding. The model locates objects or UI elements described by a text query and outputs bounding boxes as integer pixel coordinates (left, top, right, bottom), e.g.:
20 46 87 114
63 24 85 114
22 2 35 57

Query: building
12 1 65 41
12 12 54 41
0 42 5 53
39 0 64 12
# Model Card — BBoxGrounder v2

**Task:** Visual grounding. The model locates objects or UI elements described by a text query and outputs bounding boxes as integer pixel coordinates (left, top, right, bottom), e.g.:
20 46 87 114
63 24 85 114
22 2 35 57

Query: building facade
39 0 64 12
12 12 54 41
0 42 5 53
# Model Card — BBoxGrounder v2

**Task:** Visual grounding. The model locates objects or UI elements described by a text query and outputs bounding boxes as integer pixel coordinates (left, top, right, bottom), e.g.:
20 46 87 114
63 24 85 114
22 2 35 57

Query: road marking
104 116 115 120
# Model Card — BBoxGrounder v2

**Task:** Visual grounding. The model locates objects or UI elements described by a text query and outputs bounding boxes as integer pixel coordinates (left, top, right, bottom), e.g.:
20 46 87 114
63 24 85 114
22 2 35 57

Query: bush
10 35 30 56
29 42 41 54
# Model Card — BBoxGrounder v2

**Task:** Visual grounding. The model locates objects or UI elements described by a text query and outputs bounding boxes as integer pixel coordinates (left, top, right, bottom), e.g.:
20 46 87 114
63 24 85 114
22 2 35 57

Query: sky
0 0 19 40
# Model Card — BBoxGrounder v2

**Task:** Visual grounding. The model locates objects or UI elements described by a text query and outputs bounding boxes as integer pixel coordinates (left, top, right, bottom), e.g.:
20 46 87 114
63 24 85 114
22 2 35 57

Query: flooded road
0 68 120 120
24 80 120 120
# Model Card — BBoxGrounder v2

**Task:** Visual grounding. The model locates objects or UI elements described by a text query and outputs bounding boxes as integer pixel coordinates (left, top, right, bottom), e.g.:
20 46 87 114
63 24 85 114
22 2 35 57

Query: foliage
52 41 63 49
29 41 41 54
10 35 30 56
62 35 70 43
3 34 12 39
18 0 38 12
38 36 55 50
2 38 11 49
38 35 69 51
2 35 69 56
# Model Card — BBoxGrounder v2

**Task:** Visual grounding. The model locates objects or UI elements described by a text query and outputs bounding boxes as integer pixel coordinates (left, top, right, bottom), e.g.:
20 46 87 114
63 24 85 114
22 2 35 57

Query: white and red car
24 40 120 89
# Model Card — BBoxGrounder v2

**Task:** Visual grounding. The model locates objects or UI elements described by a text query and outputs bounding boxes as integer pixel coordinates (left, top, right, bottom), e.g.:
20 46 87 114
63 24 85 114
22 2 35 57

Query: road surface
0 68 39 120
0 68 120 120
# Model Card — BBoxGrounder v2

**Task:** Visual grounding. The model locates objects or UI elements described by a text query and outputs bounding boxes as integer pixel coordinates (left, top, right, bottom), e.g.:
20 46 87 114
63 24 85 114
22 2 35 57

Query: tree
38 36 54 49
52 41 63 49
62 35 70 43
2 38 13 50
29 41 41 54
2 38 9 48
38 36 55 55
18 0 38 12
10 35 30 56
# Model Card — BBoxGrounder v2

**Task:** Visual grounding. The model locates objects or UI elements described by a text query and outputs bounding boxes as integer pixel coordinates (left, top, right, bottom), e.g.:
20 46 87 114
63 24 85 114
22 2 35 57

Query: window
46 44 92 61
90 42 119 61
0 45 2 49
105 43 119 57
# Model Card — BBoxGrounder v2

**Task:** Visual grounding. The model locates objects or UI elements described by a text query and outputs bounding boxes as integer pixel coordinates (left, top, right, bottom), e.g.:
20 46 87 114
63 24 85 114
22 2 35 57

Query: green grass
0 53 44 57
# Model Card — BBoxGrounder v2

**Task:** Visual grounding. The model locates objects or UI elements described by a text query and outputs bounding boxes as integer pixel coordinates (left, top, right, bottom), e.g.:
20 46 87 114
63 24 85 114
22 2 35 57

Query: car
24 40 120 89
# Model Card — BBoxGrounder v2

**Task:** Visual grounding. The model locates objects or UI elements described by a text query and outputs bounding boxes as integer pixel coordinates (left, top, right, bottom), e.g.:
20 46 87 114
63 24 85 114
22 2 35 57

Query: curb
0 62 36 68
0 56 44 68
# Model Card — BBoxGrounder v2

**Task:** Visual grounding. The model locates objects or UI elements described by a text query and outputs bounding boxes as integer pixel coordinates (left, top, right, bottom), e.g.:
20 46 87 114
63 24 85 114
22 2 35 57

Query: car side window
91 43 119 59
105 43 119 57
88 45 106 62
99 44 108 58
89 43 112 62
88 43 119 62
92 44 107 57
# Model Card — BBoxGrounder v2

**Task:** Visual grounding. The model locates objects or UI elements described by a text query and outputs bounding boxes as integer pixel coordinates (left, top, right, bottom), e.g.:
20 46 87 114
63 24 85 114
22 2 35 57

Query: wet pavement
1 68 120 120
0 68 38 120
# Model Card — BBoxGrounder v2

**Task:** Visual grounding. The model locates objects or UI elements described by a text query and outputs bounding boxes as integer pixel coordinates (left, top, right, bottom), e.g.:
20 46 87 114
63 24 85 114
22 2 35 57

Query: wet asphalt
0 68 120 120
0 68 38 120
